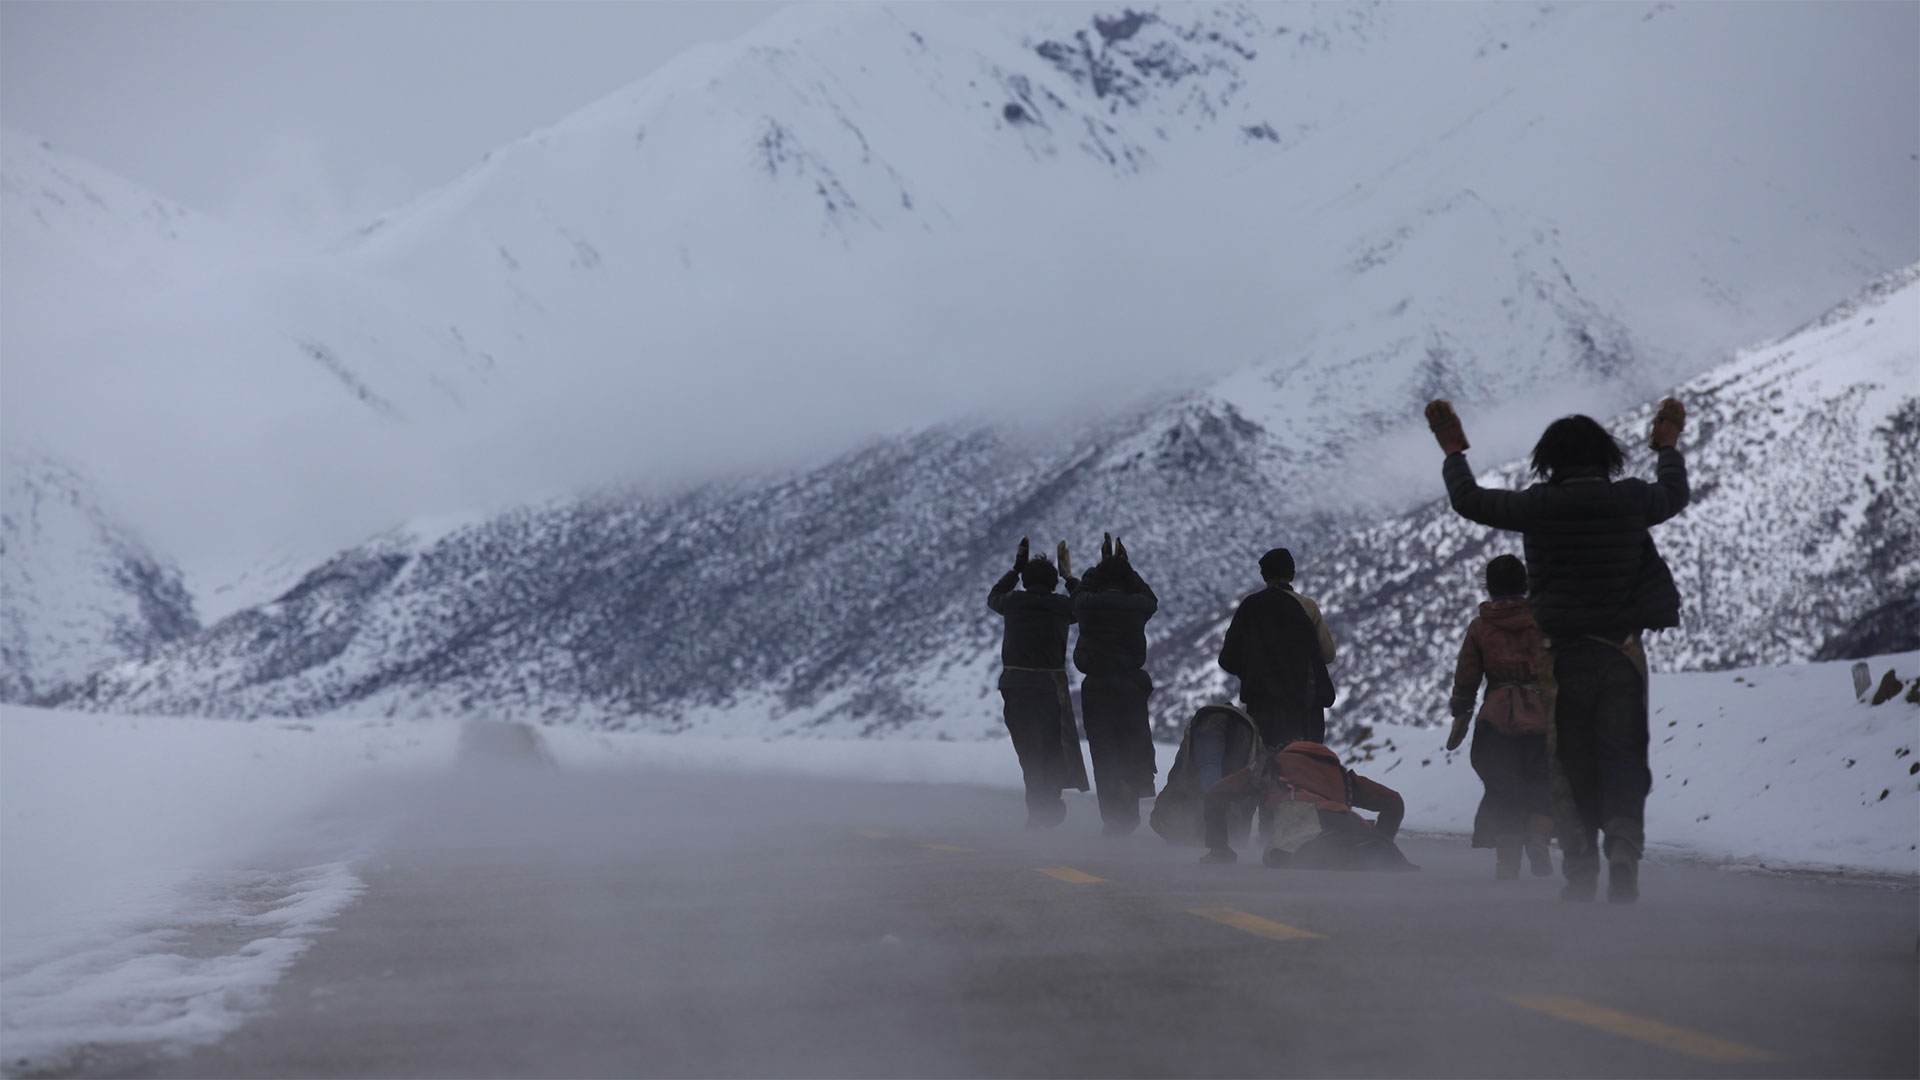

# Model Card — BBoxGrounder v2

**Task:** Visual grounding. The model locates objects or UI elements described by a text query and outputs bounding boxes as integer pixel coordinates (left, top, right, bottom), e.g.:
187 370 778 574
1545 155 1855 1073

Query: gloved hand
1425 399 1470 454
1647 396 1685 450
1014 536 1030 573
1445 717 1469 752
1056 541 1071 579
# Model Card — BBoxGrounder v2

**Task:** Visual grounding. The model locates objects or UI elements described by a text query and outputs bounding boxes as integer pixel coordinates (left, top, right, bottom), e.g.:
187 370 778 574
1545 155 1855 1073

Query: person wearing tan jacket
1448 554 1553 879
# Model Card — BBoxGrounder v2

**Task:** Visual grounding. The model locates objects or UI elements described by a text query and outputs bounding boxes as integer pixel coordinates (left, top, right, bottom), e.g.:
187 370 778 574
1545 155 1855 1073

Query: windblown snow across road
1 653 1914 1076
0 712 459 1072
12 723 1913 1080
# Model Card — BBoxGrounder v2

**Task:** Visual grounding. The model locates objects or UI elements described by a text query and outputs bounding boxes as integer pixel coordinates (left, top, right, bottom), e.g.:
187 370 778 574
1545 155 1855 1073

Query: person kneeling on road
1199 741 1412 870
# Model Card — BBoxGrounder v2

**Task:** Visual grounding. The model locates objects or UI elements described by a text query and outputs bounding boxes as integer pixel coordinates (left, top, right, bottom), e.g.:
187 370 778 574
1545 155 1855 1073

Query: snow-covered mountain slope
0 130 243 319
51 267 1919 738
1 453 198 702
4 2 1913 606
46 405 1357 727
1155 264 1920 736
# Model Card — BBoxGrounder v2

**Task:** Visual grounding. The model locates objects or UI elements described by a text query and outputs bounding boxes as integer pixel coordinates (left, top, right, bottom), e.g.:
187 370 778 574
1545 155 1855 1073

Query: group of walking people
987 396 1690 903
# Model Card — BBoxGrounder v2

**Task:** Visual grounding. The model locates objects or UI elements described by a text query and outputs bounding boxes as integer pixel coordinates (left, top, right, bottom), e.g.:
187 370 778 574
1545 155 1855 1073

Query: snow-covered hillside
4 2 1913 613
50 267 1920 741
1155 264 1920 736
0 453 197 702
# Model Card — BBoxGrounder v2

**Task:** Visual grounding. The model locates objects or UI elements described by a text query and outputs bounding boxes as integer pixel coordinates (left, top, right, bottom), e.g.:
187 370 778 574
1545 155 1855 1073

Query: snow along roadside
544 652 1920 877
1 652 1909 1069
1334 651 1918 876
0 709 462 1072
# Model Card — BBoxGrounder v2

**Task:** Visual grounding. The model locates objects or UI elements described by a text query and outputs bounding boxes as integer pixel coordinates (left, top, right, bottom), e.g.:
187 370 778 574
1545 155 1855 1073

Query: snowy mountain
1153 264 1920 738
1 453 198 702
49 267 1920 739
4 2 1912 598
6 3 1916 717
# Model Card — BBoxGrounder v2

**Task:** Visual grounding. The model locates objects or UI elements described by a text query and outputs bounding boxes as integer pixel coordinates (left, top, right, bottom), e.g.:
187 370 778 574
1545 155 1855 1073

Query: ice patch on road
0 860 363 1075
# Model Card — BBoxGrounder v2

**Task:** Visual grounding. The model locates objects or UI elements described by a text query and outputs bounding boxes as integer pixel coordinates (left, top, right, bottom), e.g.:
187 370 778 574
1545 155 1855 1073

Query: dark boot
1495 842 1522 880
1525 814 1554 878
1604 831 1641 904
1025 794 1067 829
1560 847 1599 902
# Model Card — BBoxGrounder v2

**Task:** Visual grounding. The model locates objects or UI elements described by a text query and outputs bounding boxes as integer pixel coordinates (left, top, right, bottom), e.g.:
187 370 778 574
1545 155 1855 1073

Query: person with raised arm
1070 534 1159 837
1425 398 1689 902
987 536 1089 827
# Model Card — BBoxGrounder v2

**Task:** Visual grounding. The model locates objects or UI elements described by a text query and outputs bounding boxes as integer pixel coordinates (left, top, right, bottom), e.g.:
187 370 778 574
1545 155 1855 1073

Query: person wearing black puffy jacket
1426 399 1690 904
1071 535 1159 836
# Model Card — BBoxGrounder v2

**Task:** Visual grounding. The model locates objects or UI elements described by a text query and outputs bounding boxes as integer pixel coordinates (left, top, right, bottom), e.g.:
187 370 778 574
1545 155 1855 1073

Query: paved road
57 731 1920 1078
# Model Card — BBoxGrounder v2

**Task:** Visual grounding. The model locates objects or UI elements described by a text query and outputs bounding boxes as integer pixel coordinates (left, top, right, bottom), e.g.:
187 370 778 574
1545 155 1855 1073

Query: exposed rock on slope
1 454 198 702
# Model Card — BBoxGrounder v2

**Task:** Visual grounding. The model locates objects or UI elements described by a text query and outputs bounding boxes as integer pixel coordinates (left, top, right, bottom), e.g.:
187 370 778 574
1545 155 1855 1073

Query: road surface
37 726 1920 1078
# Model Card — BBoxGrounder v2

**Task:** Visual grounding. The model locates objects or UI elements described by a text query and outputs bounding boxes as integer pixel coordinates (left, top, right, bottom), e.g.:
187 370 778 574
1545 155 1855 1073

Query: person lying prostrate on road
1199 741 1411 870
1149 702 1263 846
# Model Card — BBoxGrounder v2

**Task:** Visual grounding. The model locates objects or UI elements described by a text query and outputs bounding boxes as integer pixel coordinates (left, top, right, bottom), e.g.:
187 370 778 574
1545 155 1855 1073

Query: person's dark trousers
1001 685 1067 823
1082 670 1155 832
1201 787 1237 851
1243 700 1324 749
1469 725 1552 848
1550 640 1651 875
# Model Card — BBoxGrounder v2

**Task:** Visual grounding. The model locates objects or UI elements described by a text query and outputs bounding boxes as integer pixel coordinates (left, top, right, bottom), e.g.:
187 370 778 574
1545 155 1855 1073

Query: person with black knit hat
1217 547 1337 750
1070 533 1159 836
988 536 1090 827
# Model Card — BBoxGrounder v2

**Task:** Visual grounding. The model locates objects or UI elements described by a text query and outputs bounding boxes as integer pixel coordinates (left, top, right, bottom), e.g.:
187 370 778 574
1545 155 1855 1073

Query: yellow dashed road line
923 844 977 852
852 829 894 839
1188 907 1324 941
1035 866 1108 884
1507 995 1779 1063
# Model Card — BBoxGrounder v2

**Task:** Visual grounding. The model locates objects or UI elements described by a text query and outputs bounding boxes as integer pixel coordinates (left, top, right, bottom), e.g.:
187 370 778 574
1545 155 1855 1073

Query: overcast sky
1 1 788 246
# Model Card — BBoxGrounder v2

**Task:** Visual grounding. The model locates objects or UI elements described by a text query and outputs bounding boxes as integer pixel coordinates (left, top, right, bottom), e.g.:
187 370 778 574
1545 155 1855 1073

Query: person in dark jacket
1199 741 1410 870
1449 554 1553 879
1217 548 1337 748
1071 534 1158 836
1426 398 1689 903
988 536 1090 827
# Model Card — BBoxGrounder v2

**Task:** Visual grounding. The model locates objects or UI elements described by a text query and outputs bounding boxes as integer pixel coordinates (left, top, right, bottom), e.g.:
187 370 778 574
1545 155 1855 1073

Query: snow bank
0 708 459 1068
1350 652 1920 875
